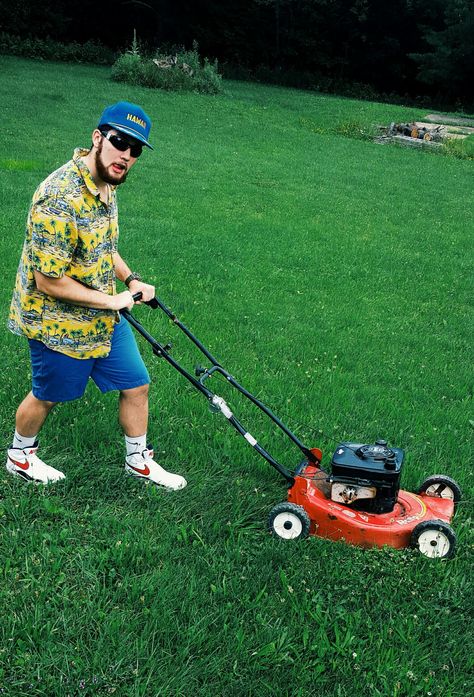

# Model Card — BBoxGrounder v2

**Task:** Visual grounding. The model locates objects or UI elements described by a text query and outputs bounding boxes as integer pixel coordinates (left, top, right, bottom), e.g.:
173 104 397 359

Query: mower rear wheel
268 502 310 540
411 519 456 559
417 475 462 507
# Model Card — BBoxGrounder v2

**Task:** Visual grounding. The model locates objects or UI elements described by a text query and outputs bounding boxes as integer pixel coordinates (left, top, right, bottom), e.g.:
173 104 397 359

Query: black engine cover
330 440 404 513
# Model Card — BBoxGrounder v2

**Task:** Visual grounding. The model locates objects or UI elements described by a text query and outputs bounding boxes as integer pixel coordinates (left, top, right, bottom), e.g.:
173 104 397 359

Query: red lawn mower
123 295 462 559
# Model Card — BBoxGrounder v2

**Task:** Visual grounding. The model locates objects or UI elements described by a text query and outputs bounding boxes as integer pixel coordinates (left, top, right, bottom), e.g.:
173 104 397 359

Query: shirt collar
73 148 116 198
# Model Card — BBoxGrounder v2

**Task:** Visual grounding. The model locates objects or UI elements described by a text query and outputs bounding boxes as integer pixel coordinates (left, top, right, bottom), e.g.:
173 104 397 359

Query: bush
110 53 144 85
0 33 115 64
111 42 223 95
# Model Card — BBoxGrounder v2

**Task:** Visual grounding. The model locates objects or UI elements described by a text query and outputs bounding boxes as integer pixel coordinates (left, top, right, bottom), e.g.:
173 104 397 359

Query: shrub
110 53 144 86
194 58 223 95
111 42 223 95
0 33 115 64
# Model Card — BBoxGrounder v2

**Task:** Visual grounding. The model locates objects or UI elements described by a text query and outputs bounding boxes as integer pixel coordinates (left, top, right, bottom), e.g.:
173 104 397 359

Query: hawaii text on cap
98 101 153 149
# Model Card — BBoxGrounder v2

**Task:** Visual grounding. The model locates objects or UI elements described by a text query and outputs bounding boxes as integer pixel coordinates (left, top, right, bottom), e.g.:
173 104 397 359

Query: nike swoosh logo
9 457 30 471
129 463 150 476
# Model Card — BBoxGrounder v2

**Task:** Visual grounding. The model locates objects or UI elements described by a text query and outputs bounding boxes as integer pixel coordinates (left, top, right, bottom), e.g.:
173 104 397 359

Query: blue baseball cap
98 101 153 149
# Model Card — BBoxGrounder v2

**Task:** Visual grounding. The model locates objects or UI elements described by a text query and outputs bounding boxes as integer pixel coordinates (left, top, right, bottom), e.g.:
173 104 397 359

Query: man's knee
27 393 57 412
120 383 149 401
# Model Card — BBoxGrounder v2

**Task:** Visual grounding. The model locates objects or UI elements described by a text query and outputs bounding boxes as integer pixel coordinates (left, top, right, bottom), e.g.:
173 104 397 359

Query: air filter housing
330 440 404 513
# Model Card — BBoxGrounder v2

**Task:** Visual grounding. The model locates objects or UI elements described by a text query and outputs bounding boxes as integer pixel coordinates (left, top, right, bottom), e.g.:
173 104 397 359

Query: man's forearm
113 252 132 284
112 252 155 302
33 270 131 311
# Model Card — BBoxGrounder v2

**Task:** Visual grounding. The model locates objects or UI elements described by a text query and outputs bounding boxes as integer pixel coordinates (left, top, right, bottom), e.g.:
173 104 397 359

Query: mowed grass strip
0 56 472 697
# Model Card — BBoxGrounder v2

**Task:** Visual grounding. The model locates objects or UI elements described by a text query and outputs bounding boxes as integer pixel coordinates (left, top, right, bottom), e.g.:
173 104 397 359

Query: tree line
1 0 473 106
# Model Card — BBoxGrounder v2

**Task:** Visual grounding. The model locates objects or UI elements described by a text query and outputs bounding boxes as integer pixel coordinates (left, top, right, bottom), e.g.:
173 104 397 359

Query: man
7 100 186 490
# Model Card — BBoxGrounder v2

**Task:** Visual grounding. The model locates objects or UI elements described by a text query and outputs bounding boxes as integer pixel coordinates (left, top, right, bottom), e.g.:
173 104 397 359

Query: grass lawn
0 56 472 696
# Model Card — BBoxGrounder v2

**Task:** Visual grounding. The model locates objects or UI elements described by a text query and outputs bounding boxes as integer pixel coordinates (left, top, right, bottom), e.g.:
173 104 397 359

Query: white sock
13 429 37 450
125 433 147 456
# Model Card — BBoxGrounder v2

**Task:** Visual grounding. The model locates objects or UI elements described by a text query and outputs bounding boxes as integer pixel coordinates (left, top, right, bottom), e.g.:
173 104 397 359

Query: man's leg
7 392 65 483
7 339 92 484
92 319 186 490
118 384 149 437
119 384 186 490
15 391 56 437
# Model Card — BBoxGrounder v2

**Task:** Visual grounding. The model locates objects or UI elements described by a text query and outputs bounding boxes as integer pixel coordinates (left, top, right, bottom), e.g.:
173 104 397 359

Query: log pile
376 117 474 148
388 122 444 142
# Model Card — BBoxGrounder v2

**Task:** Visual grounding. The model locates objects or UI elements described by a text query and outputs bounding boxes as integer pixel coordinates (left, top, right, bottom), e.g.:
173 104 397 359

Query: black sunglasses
100 130 143 158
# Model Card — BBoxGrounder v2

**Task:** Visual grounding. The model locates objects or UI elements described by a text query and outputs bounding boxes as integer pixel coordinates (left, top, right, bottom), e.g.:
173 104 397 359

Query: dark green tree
410 0 474 100
0 0 72 38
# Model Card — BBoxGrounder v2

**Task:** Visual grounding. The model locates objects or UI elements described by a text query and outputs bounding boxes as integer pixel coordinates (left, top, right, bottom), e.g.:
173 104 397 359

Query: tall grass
0 56 472 696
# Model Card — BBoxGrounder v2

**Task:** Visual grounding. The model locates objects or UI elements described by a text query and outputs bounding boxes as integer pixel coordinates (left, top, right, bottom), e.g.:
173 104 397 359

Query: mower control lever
196 364 223 384
132 292 159 309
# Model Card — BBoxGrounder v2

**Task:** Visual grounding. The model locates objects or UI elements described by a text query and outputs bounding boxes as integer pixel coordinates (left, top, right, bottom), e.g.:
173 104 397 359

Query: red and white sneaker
6 443 65 484
125 445 187 490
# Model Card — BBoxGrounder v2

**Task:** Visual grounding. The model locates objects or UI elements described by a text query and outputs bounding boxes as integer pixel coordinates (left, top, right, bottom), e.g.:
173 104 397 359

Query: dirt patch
425 114 474 128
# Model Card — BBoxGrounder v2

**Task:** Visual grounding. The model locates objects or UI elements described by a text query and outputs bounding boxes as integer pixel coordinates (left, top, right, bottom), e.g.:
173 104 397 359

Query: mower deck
288 464 455 550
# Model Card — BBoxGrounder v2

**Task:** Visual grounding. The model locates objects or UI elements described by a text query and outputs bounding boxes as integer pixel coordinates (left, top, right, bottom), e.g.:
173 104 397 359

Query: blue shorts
29 317 150 403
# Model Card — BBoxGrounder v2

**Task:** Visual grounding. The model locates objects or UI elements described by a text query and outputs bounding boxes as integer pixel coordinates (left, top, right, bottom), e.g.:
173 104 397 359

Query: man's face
94 129 141 185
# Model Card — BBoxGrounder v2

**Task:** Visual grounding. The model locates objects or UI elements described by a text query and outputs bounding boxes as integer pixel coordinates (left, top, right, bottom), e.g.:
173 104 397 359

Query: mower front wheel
268 502 310 540
411 519 456 559
417 474 462 507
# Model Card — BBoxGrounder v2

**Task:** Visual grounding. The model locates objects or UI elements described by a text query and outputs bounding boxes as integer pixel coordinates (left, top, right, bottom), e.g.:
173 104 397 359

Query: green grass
0 56 473 696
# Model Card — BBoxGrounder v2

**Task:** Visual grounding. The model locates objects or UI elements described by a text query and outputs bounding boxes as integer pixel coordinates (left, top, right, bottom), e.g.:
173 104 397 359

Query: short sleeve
29 195 78 278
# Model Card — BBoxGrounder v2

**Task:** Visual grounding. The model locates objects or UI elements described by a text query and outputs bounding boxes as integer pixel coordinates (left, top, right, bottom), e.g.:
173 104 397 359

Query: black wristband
125 272 142 287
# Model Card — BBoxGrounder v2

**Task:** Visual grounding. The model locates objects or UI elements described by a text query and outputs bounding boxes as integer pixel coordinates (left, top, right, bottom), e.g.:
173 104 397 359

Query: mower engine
330 440 404 514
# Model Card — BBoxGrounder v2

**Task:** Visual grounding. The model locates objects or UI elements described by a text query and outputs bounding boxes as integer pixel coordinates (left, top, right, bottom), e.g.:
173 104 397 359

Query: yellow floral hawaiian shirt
9 149 119 359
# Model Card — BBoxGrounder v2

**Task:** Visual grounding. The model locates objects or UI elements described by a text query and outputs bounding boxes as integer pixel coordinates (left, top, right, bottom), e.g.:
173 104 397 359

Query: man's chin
110 170 128 184
102 169 128 186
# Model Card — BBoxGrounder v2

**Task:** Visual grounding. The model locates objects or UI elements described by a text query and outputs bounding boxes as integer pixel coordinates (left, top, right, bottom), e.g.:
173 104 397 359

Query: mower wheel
417 474 462 507
268 502 310 540
411 519 456 559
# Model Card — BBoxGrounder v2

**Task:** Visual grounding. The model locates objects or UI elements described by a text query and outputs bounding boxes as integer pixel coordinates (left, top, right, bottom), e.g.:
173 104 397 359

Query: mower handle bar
130 292 218 365
121 292 320 483
131 292 158 308
130 292 315 458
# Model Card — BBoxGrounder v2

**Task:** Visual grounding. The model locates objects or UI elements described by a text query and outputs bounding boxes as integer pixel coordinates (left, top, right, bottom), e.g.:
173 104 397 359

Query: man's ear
91 129 102 149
